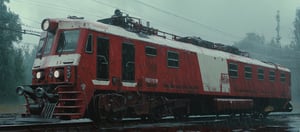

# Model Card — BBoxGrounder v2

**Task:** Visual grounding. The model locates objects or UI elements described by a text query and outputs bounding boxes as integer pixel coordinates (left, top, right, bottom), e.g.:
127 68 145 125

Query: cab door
122 43 135 82
96 37 109 80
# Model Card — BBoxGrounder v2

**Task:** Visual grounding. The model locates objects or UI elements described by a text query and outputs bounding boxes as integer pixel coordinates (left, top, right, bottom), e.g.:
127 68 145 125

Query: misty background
1 0 300 112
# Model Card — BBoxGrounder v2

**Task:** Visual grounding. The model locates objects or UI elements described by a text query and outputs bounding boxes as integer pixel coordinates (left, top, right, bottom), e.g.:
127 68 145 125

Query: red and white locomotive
16 10 292 121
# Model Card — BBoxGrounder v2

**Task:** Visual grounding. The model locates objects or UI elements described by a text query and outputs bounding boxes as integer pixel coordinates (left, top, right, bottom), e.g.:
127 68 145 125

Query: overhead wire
25 0 109 19
92 0 238 43
92 0 205 38
18 16 40 25
0 27 41 37
12 0 241 43
92 0 139 18
12 0 226 41
21 23 40 30
133 0 243 40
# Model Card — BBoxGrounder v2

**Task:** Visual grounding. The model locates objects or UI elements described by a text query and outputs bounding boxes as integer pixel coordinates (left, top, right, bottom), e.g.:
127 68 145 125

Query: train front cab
16 19 89 120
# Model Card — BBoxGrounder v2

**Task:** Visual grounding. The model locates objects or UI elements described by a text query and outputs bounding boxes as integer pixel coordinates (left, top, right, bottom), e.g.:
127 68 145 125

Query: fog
234 42 300 113
8 0 300 45
6 0 300 112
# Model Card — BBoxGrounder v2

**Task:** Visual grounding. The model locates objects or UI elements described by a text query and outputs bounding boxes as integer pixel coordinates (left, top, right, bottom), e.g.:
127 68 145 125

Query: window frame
96 37 110 80
145 46 157 56
85 34 93 54
36 37 46 58
257 68 264 80
280 72 286 83
228 63 238 78
56 29 80 53
167 50 179 68
269 70 275 82
244 65 252 79
43 32 55 55
122 43 135 81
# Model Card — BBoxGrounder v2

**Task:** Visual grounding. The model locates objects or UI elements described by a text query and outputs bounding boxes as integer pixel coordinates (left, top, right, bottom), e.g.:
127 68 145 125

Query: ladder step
58 91 81 94
41 103 56 119
55 106 81 109
53 113 81 116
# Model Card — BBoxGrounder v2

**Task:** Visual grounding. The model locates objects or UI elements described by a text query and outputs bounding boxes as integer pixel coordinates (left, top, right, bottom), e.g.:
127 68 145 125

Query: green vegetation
0 0 25 103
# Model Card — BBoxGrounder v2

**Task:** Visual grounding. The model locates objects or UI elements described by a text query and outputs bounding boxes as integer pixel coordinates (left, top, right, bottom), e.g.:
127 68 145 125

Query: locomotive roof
55 18 290 72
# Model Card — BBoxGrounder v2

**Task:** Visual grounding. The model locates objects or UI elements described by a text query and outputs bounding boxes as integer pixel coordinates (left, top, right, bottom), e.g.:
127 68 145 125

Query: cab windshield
36 32 54 58
56 30 80 53
36 38 45 57
43 33 54 55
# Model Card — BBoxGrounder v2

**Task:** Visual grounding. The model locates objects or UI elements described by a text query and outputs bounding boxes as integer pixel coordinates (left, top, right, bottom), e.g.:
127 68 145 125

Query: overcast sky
7 0 300 46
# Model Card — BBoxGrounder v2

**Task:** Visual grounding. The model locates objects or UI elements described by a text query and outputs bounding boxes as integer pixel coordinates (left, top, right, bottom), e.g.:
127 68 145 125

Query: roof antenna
275 10 281 46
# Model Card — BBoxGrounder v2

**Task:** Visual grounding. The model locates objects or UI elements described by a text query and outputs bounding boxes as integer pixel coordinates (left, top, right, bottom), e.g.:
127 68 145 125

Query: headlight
35 87 45 98
41 19 58 32
36 71 44 79
16 86 25 96
41 19 50 31
54 70 64 79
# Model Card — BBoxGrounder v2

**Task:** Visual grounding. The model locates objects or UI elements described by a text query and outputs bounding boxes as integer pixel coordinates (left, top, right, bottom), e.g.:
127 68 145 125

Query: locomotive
16 10 292 121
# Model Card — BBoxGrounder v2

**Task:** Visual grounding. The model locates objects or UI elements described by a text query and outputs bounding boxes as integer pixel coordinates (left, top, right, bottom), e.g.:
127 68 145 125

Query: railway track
0 113 298 131
0 114 253 131
0 118 96 132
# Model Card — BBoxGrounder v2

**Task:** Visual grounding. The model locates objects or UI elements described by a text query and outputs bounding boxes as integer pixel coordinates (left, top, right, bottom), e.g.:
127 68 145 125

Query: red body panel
227 60 291 99
74 29 291 100
27 19 292 119
78 32 203 95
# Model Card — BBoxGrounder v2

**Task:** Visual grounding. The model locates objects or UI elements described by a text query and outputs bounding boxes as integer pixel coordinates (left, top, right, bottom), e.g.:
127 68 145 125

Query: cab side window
167 51 179 68
269 70 275 81
85 34 93 53
228 63 238 78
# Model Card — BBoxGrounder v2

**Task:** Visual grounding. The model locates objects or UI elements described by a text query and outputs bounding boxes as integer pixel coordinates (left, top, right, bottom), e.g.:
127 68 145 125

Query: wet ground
99 114 300 132
0 104 23 114
1 112 300 131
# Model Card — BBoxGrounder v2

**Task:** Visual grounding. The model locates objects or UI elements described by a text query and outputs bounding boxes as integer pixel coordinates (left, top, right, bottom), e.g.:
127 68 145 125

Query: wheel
86 95 107 122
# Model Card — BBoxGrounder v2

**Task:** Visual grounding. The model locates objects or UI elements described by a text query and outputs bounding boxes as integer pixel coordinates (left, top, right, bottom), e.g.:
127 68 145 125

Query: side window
228 63 238 78
145 46 157 56
85 34 93 53
280 72 286 82
167 51 179 68
244 66 252 79
269 70 275 81
257 68 264 80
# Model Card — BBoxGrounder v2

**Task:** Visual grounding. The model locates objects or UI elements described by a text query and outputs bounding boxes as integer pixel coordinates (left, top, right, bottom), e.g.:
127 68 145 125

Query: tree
233 32 265 50
292 9 300 50
22 45 37 84
268 37 281 48
0 0 24 103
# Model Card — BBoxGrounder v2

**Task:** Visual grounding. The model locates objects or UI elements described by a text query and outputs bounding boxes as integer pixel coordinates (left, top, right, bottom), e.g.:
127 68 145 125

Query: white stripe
122 82 137 87
197 54 230 93
92 80 110 86
33 54 81 69
56 19 289 72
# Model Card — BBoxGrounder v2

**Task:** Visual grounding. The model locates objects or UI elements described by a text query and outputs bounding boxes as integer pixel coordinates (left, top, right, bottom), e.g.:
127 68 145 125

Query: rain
1 0 300 131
